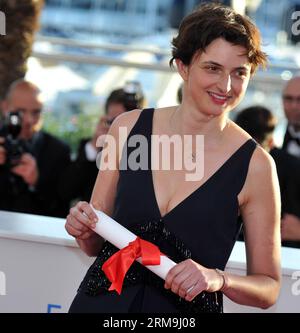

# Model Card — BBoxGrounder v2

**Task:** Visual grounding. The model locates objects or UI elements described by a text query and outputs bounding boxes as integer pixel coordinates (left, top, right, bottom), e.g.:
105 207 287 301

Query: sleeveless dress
69 108 257 313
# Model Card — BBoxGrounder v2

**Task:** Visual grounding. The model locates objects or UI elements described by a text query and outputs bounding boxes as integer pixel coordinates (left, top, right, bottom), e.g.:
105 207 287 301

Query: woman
65 3 281 313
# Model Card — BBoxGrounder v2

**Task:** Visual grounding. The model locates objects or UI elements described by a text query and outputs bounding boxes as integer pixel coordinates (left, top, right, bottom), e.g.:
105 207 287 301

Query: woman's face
178 38 251 117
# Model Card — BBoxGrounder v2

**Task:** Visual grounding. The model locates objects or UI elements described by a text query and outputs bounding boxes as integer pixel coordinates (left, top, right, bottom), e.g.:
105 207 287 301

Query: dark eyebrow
202 61 223 67
235 66 249 72
202 61 250 71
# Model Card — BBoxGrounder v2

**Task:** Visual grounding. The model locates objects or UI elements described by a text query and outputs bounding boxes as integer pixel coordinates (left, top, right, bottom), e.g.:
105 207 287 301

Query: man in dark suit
60 85 145 204
0 79 71 217
282 76 300 158
235 106 300 248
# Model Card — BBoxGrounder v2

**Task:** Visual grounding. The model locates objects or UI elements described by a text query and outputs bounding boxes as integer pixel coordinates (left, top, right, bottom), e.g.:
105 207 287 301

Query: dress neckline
146 109 254 220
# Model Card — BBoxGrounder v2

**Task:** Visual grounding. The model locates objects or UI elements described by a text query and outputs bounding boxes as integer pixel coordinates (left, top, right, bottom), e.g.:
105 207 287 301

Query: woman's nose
217 73 232 93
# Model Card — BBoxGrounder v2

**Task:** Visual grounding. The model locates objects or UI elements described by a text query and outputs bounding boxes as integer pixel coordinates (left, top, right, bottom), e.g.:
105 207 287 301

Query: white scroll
91 207 176 280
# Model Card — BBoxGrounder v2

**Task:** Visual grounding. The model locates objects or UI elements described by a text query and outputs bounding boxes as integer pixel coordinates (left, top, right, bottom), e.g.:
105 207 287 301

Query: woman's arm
67 110 142 256
224 146 281 308
165 146 281 309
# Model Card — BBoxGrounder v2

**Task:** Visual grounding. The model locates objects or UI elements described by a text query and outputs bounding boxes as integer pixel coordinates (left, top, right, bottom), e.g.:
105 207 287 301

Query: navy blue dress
69 108 257 313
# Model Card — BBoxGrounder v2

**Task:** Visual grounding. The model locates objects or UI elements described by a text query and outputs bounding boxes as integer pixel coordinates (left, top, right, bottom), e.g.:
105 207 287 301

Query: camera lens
2 110 25 168
123 81 143 111
6 111 22 139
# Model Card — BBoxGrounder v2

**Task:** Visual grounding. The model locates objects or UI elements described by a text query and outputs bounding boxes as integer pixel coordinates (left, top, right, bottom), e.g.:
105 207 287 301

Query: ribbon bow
102 237 161 295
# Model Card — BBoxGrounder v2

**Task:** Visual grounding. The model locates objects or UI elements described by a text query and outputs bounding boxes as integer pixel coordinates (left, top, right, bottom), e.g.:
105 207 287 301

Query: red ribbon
102 237 161 295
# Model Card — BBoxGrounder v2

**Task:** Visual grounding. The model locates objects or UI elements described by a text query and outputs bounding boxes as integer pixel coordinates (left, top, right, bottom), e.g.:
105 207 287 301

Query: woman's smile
207 91 232 105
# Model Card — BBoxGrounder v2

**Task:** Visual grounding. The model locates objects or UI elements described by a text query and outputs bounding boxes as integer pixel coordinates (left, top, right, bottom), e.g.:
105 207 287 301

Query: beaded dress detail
83 220 223 313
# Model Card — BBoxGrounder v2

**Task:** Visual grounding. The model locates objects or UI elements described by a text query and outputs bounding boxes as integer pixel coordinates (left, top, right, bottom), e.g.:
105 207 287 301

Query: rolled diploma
91 207 176 280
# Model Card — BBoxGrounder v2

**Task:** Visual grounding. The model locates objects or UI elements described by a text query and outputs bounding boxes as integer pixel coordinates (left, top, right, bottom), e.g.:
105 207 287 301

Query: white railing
34 35 300 80
32 50 173 72
0 210 299 313
36 35 171 57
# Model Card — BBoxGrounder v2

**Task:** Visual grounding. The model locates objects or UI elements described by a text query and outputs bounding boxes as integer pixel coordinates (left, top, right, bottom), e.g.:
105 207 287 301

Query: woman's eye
236 70 247 77
205 66 219 72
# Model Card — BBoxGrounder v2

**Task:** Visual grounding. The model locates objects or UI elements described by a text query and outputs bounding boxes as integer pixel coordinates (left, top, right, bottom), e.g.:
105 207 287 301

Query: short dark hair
105 89 127 114
170 3 267 74
105 87 144 114
235 106 277 144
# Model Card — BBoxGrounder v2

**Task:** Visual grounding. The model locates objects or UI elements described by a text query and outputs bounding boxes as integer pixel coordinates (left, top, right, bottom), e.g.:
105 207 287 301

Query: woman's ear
175 59 189 81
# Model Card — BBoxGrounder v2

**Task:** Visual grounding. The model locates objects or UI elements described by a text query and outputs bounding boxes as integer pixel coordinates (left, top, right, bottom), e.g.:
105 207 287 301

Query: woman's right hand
65 201 99 240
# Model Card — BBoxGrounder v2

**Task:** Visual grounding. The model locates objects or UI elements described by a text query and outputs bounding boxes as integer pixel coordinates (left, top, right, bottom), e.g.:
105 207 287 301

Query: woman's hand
65 201 99 240
164 259 223 302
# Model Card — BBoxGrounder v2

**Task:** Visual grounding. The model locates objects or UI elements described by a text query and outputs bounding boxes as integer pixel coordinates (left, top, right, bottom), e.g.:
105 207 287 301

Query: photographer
60 83 145 204
0 79 71 217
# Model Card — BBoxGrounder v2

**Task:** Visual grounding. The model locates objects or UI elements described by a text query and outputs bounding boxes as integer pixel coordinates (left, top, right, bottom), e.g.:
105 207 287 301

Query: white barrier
0 210 299 313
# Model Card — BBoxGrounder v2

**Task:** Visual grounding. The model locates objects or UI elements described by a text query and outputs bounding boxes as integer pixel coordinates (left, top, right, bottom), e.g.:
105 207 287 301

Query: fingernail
91 224 96 229
94 218 98 223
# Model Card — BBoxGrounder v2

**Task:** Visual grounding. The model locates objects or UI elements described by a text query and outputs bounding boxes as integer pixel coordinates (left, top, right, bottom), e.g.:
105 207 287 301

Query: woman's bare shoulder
242 144 277 204
111 106 175 133
110 109 143 132
249 145 276 176
228 119 276 178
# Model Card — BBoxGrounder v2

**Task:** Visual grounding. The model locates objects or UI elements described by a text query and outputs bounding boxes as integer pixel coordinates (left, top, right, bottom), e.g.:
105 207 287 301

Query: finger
12 164 27 173
66 223 85 238
68 225 92 239
0 137 5 144
69 206 92 228
166 268 193 297
71 206 97 230
11 166 25 175
70 206 92 228
177 275 199 299
20 155 36 166
67 214 91 233
66 213 92 233
100 115 109 124
20 153 33 161
165 261 187 289
170 272 193 297
78 201 98 223
184 280 203 302
103 122 110 130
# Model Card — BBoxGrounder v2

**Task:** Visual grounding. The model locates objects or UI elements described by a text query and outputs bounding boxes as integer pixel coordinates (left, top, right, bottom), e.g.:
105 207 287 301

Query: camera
0 110 27 168
123 81 144 111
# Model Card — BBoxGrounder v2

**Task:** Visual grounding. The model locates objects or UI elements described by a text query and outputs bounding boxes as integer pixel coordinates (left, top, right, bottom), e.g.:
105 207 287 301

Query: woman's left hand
164 259 223 302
